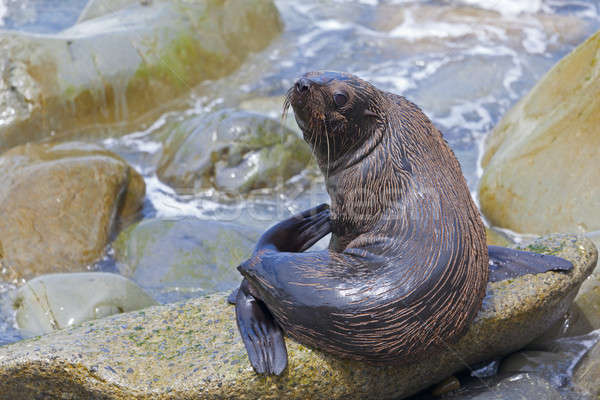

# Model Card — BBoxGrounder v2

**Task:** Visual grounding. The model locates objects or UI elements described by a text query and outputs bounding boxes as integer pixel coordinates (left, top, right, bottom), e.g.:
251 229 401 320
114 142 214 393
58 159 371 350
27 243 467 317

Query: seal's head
284 71 385 171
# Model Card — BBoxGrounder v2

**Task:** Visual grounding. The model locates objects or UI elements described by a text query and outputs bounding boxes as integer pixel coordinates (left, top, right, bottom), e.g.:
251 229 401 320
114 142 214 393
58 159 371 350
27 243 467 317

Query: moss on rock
112 217 259 302
0 0 282 152
156 109 315 196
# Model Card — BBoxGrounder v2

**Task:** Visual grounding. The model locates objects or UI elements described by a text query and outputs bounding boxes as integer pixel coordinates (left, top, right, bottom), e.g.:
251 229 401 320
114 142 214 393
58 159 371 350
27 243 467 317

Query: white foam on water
458 0 543 16
435 98 494 134
389 10 474 40
330 0 379 6
102 111 168 155
145 174 210 219
522 26 547 54
411 58 450 81
368 75 412 93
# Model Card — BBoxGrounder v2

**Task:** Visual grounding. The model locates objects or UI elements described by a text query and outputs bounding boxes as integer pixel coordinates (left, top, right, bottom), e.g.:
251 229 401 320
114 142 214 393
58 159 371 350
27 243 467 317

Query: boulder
524 262 600 345
0 0 282 151
113 217 259 303
0 142 145 281
0 234 595 399
14 272 157 338
478 31 600 239
156 109 315 195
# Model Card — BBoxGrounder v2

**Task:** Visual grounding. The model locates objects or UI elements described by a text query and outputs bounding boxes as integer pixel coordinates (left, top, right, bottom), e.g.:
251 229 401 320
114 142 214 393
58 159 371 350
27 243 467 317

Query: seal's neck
324 127 392 250
310 114 385 178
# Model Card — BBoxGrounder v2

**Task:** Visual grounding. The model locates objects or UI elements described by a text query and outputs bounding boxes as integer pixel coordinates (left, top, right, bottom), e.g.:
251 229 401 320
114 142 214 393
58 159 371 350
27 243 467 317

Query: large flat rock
0 235 596 399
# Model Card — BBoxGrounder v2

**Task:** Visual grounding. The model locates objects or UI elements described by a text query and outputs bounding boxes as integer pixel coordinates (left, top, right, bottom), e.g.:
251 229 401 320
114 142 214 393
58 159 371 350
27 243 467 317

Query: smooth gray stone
14 272 157 337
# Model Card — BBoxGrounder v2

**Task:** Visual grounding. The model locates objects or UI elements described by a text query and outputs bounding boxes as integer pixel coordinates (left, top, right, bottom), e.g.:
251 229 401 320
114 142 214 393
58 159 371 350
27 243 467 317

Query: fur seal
231 71 573 375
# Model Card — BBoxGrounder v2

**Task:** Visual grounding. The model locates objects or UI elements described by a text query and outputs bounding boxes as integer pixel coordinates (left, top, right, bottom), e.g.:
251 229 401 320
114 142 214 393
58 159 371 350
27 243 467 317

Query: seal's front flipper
256 203 331 253
235 279 287 375
488 245 573 282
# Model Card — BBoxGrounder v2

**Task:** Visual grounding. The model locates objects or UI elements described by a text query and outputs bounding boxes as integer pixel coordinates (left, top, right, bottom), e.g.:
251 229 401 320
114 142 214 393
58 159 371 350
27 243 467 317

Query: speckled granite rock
0 234 595 399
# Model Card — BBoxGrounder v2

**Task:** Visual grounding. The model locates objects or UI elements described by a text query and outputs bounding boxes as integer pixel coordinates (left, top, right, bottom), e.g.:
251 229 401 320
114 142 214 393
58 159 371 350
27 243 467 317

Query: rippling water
3 0 597 228
1 0 600 396
108 0 600 229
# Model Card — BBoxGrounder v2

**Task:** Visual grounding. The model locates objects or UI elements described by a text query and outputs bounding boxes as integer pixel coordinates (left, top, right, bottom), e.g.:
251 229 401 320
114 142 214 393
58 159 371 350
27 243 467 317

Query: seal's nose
295 78 311 94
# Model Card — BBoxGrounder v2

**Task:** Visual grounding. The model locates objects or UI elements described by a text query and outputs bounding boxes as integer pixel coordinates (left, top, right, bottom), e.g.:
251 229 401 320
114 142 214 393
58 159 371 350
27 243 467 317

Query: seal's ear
364 109 378 117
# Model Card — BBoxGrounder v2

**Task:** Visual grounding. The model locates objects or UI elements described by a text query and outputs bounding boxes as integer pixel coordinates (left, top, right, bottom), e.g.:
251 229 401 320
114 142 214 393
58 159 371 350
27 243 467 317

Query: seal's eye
333 92 348 107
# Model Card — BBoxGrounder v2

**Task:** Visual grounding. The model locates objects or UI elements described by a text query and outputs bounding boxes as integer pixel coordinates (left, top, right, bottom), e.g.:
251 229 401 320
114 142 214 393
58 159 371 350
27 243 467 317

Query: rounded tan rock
0 142 145 281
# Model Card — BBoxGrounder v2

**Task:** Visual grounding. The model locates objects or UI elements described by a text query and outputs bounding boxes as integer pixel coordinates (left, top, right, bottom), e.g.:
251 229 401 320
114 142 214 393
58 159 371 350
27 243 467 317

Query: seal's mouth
283 86 309 132
282 79 326 144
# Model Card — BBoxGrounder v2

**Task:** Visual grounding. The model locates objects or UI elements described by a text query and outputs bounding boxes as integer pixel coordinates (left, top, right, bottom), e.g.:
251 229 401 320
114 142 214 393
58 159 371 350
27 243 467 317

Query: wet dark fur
233 72 573 374
241 71 489 362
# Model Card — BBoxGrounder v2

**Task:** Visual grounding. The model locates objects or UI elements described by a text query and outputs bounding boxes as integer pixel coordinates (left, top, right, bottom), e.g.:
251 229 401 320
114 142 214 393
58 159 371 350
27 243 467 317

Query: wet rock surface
479 30 600 238
0 234 595 399
14 272 157 338
1 1 599 399
444 373 564 400
573 339 600 397
0 0 282 151
156 109 315 196
486 228 515 247
0 142 145 281
113 217 259 303
498 332 600 388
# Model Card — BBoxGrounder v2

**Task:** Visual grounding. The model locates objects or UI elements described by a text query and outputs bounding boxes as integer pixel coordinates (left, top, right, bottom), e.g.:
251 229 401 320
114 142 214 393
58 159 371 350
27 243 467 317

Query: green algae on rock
0 142 145 282
0 0 282 152
486 227 515 247
0 234 595 399
478 30 600 239
156 109 315 196
14 273 157 338
113 217 259 303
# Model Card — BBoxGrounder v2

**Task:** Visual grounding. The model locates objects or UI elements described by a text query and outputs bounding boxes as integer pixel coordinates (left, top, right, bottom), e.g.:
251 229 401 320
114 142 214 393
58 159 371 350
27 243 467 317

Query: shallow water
1 0 600 397
102 0 600 227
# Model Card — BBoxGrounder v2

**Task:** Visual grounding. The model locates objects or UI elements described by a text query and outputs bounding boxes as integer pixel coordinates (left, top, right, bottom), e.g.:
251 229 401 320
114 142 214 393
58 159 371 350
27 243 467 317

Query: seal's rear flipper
488 245 573 282
235 279 287 375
